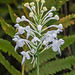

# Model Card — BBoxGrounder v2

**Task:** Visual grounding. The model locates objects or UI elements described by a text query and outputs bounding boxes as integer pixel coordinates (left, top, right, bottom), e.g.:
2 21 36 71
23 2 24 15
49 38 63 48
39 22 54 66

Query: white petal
31 55 34 64
14 24 19 28
17 39 25 47
59 39 64 45
12 38 18 42
58 47 61 56
52 45 58 52
22 56 26 65
27 32 30 39
26 53 30 60
15 45 18 51
20 51 26 56
14 35 20 39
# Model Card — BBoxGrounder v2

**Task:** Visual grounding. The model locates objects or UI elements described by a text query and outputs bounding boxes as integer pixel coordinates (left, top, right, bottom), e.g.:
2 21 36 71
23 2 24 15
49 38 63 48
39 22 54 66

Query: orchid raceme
12 0 64 75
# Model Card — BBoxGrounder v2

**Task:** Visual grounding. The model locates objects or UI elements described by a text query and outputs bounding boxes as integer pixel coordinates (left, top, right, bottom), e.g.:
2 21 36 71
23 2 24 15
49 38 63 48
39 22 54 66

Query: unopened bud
54 15 59 20
51 6 56 11
24 3 29 7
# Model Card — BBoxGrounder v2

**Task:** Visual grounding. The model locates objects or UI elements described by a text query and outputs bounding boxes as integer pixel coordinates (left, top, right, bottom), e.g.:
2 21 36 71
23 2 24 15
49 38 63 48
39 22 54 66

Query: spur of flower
13 0 64 67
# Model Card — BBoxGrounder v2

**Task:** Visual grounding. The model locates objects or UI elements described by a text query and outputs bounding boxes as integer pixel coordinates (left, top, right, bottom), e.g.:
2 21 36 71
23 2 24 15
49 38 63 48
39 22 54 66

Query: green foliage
7 4 16 23
55 14 75 28
25 35 75 72
29 56 75 75
45 0 69 11
0 38 22 63
0 0 13 3
0 53 21 75
63 70 75 75
0 18 16 37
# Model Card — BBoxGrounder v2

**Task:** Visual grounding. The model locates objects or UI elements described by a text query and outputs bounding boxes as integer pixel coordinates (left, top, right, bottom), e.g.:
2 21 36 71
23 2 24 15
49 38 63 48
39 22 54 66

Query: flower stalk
22 65 25 75
12 0 65 75
37 49 39 75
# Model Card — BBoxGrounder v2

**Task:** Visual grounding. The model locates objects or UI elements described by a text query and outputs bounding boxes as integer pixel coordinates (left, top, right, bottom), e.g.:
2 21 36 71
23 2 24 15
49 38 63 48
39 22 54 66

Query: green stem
37 49 39 75
22 65 24 75
37 2 39 15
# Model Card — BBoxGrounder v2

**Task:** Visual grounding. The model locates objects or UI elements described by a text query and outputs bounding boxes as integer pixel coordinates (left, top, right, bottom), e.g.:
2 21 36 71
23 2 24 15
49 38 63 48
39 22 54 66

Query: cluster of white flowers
13 0 64 67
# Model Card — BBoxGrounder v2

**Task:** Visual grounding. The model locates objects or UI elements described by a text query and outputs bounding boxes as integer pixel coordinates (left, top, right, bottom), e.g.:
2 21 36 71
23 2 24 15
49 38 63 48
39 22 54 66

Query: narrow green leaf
0 53 21 75
0 39 22 63
0 18 16 37
8 4 16 23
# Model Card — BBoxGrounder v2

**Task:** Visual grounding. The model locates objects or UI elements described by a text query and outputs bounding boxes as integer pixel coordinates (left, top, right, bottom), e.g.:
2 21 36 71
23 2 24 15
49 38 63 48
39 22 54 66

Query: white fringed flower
30 2 35 6
16 17 21 23
52 39 64 55
29 12 34 17
37 25 42 31
43 7 47 11
25 26 35 39
43 30 58 46
20 51 30 65
30 49 36 64
13 0 64 68
31 36 40 43
41 0 45 4
24 3 29 7
54 15 59 20
51 6 56 11
13 35 26 51
14 24 25 34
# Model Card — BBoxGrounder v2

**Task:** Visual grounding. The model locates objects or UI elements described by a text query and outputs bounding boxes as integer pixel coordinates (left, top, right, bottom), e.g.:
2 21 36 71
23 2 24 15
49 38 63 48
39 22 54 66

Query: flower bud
16 17 21 23
41 0 45 4
43 7 47 11
51 6 56 11
37 25 42 31
31 6 36 10
21 15 26 20
58 24 63 30
54 15 59 20
58 39 64 45
30 2 35 6
14 24 19 27
36 0 40 2
49 12 53 17
24 3 29 7
29 12 34 17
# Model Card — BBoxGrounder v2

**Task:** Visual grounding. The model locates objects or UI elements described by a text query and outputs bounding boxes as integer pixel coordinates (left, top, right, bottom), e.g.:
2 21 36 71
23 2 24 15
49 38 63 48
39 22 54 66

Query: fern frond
44 0 69 11
25 35 75 72
63 70 75 75
0 39 22 63
8 5 25 27
7 4 16 23
55 14 75 29
0 53 21 75
29 56 75 75
0 18 16 37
